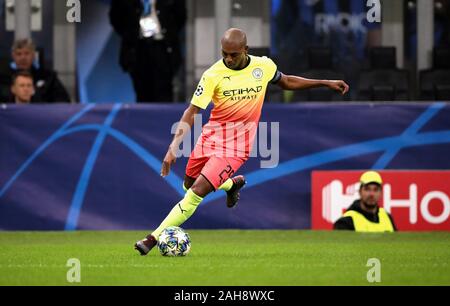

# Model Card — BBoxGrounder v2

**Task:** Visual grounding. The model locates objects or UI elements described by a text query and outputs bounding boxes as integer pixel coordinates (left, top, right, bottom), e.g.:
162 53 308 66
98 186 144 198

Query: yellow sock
218 178 233 192
151 189 203 240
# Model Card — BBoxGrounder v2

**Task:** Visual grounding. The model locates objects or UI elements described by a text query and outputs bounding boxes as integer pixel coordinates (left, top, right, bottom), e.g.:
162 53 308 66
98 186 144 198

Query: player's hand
161 148 177 177
327 80 349 95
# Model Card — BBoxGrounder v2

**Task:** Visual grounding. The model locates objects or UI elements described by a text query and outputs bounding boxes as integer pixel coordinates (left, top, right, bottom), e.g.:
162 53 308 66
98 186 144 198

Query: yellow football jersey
190 55 279 157
191 55 278 123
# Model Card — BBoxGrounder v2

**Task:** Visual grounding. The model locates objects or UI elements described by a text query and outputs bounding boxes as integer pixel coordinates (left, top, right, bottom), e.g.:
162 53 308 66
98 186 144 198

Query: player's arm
161 104 202 177
161 69 214 177
275 73 349 95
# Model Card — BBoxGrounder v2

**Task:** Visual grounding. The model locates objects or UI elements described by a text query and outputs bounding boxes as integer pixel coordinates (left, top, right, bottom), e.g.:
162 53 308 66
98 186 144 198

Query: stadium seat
371 85 396 101
370 47 397 69
435 84 450 100
357 47 410 101
433 47 450 70
358 69 410 101
308 47 333 70
292 47 346 102
419 48 450 100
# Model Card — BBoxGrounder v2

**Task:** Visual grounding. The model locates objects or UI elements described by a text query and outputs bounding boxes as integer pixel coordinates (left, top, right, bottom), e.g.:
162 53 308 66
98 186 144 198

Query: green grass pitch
0 230 449 286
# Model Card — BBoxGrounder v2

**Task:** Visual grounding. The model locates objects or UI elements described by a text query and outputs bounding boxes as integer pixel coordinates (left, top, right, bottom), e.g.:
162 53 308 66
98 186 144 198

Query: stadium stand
358 47 410 101
420 47 450 100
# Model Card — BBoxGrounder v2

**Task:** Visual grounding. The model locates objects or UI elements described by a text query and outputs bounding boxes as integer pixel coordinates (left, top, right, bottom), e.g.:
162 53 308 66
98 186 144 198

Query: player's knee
183 181 193 191
190 184 204 198
183 176 195 191
190 181 213 198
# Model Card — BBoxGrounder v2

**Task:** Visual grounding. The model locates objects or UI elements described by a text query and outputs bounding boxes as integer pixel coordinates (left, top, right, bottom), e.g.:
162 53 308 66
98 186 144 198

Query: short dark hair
11 70 34 85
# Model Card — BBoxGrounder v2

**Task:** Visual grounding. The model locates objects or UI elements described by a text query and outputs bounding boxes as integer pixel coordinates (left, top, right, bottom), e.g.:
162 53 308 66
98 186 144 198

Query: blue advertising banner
1 103 449 230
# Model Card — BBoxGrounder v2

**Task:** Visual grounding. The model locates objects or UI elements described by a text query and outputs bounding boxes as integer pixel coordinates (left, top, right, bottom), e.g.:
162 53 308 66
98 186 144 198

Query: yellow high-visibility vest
343 208 394 232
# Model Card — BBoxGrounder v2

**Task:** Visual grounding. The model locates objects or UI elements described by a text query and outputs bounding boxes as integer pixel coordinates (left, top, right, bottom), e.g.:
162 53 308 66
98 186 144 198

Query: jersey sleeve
263 57 280 84
190 70 216 109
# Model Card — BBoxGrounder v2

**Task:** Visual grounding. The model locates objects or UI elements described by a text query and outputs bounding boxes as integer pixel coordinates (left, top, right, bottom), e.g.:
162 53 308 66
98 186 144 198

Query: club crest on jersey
252 68 263 80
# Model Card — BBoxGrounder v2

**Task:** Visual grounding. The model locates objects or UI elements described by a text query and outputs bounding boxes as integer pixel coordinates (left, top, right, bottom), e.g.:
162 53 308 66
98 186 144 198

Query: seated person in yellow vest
334 171 396 232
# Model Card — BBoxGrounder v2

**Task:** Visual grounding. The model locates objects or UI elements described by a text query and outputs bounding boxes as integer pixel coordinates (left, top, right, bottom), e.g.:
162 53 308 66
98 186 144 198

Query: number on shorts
219 165 234 185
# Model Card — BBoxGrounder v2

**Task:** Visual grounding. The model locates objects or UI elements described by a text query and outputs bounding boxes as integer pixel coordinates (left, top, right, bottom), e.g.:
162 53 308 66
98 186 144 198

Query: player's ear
244 46 249 54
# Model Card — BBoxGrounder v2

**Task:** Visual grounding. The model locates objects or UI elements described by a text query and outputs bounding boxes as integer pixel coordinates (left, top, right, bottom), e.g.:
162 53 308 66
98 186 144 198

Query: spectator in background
0 39 71 103
110 0 186 103
334 171 396 232
9 71 38 104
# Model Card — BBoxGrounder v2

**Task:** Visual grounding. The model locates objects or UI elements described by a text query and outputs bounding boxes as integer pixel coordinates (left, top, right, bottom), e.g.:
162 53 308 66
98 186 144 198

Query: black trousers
129 39 174 103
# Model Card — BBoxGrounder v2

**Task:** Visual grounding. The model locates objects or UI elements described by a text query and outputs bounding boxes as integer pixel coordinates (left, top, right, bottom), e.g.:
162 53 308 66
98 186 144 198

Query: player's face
222 46 248 70
359 184 382 207
12 48 35 70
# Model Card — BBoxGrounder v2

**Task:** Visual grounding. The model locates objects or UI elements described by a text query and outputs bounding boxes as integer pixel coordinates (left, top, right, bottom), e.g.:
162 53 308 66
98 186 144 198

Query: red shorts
185 155 246 190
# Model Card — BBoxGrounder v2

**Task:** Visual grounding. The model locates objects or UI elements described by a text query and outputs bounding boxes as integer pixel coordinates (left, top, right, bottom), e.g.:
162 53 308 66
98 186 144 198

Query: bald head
221 28 247 49
221 28 249 70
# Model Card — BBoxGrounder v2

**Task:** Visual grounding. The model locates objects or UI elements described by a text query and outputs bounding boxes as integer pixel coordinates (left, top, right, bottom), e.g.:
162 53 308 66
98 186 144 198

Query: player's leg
150 175 213 238
134 156 208 255
134 175 213 256
134 156 243 255
183 175 196 191
150 159 213 237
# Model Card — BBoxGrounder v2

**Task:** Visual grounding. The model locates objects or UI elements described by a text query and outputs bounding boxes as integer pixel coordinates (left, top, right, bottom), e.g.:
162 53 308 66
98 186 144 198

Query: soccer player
135 28 349 255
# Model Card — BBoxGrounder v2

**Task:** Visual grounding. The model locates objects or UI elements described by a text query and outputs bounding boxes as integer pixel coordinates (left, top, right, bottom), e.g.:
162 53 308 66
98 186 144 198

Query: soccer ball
157 226 191 256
